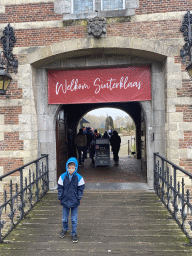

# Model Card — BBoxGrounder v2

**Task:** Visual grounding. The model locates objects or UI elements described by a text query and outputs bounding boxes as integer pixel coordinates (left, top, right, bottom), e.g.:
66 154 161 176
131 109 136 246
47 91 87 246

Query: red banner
48 66 151 104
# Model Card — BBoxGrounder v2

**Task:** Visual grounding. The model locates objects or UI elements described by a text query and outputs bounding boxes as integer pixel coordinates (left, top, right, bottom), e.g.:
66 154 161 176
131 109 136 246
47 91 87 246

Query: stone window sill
63 8 135 20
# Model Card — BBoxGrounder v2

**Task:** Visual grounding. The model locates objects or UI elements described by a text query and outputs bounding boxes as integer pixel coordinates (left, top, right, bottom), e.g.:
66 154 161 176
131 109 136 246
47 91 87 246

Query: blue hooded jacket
57 157 85 208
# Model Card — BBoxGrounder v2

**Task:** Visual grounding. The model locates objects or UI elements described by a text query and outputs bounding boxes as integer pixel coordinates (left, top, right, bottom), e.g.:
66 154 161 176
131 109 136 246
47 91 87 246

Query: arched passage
56 102 147 181
31 37 167 189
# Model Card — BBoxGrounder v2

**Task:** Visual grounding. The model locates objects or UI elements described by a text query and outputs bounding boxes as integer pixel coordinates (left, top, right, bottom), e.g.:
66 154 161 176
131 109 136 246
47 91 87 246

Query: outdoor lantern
0 23 18 95
180 11 192 79
0 63 12 95
186 62 192 79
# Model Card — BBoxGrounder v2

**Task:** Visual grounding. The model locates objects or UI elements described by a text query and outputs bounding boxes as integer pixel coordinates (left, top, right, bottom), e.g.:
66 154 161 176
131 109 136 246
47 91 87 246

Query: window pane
73 0 94 14
103 0 124 11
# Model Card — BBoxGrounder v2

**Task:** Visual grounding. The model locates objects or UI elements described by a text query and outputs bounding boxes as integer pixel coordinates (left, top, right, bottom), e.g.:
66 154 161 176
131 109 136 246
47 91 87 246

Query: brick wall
177 80 192 97
0 132 24 151
0 0 192 181
179 131 192 148
0 1 188 48
176 105 192 122
0 158 24 175
136 0 191 14
0 106 22 125
176 106 192 171
0 3 62 23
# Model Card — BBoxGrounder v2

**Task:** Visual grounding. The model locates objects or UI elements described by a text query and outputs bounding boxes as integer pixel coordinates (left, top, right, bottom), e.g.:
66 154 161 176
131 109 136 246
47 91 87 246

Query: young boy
57 157 85 242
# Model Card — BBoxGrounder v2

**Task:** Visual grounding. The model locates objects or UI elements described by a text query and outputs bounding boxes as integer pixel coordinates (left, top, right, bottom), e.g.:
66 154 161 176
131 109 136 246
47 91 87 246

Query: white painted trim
71 0 74 14
123 0 125 9
101 0 125 11
101 0 103 11
71 0 95 14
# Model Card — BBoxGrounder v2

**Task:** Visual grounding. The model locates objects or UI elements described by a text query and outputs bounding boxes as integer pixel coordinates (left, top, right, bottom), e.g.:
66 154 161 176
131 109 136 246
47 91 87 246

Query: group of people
74 127 121 166
57 127 121 243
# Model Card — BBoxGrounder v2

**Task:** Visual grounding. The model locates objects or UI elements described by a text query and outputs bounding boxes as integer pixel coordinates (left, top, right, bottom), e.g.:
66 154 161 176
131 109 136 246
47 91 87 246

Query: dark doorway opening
56 102 147 183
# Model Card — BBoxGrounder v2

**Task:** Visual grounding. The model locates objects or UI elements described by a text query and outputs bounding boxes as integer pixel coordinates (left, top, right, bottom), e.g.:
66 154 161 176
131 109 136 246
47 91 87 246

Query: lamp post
0 24 18 95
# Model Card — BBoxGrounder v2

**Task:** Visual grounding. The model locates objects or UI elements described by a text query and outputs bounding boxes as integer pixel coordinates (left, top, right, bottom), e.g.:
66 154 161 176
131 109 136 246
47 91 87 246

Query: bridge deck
1 189 192 256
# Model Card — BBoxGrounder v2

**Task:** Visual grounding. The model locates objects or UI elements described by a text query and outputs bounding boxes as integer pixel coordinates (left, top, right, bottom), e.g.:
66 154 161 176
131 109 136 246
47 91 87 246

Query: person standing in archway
108 126 113 137
75 128 87 167
109 130 121 166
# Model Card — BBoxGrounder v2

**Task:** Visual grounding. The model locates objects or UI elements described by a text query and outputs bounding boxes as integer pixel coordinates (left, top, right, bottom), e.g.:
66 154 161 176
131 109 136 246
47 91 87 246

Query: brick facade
0 3 62 23
136 0 191 14
0 158 24 175
0 106 22 125
0 0 191 188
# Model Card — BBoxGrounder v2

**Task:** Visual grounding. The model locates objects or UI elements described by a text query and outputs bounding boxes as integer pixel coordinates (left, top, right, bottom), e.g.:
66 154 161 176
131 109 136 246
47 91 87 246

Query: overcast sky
87 108 128 118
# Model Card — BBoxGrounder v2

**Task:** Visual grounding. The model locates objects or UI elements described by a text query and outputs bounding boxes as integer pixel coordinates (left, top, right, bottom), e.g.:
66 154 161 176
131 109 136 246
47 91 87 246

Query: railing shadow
154 152 192 243
0 154 49 243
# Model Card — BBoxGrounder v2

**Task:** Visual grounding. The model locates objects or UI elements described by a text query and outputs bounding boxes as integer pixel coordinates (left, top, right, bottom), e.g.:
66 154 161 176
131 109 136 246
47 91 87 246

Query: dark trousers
77 146 87 164
112 149 119 162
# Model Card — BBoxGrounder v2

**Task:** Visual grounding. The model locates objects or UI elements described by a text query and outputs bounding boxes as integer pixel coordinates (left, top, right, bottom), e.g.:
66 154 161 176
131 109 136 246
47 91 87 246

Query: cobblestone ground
78 157 145 183
78 135 145 183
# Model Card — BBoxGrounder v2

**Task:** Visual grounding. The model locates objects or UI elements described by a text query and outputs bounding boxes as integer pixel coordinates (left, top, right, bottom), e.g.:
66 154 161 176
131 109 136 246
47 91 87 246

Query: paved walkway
1 189 192 256
78 156 146 184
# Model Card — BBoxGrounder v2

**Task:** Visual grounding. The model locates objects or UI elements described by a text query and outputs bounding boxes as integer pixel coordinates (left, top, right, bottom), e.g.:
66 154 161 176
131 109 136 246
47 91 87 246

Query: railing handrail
0 154 49 242
0 154 49 181
154 152 192 179
154 152 192 244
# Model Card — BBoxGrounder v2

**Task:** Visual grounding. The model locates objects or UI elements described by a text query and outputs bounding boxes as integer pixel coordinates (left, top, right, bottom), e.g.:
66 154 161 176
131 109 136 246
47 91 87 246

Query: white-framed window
54 0 138 19
101 0 125 11
70 0 125 14
72 0 95 14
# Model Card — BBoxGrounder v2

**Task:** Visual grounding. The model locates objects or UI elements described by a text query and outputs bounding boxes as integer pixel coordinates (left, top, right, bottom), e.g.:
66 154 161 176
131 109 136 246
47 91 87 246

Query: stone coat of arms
88 17 107 38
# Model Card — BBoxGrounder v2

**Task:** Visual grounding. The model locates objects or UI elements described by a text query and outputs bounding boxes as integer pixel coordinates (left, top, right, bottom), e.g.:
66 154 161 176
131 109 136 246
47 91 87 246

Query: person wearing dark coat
75 128 87 167
90 129 101 164
85 127 93 156
102 130 109 139
109 130 121 165
57 157 85 242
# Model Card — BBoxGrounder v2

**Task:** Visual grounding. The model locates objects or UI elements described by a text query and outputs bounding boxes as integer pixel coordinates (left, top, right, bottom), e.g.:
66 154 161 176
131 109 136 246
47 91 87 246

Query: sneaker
79 163 84 167
59 229 67 238
71 234 78 243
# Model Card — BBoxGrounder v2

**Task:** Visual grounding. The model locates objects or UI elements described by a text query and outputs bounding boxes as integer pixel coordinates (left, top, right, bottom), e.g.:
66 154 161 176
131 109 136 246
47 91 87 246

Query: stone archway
22 36 170 188
26 37 168 68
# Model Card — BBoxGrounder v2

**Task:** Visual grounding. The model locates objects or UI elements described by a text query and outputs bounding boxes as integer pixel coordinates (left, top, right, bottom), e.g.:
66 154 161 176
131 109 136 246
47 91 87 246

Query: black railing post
46 154 49 191
9 180 14 229
28 169 32 206
173 167 177 219
20 168 24 219
153 152 192 243
0 209 3 243
128 140 130 155
35 161 39 203
154 153 157 191
161 158 165 202
0 154 49 242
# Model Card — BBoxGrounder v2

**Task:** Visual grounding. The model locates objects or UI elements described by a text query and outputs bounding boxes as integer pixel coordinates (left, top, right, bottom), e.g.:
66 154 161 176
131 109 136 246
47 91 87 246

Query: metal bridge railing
154 152 192 243
0 154 49 243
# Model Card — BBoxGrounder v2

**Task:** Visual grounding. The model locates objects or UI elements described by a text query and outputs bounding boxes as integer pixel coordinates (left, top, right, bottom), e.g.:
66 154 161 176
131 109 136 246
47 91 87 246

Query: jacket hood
66 157 78 174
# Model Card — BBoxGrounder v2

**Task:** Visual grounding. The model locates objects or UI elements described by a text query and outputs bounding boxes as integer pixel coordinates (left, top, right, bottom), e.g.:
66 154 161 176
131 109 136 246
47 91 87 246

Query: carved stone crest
88 17 106 38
